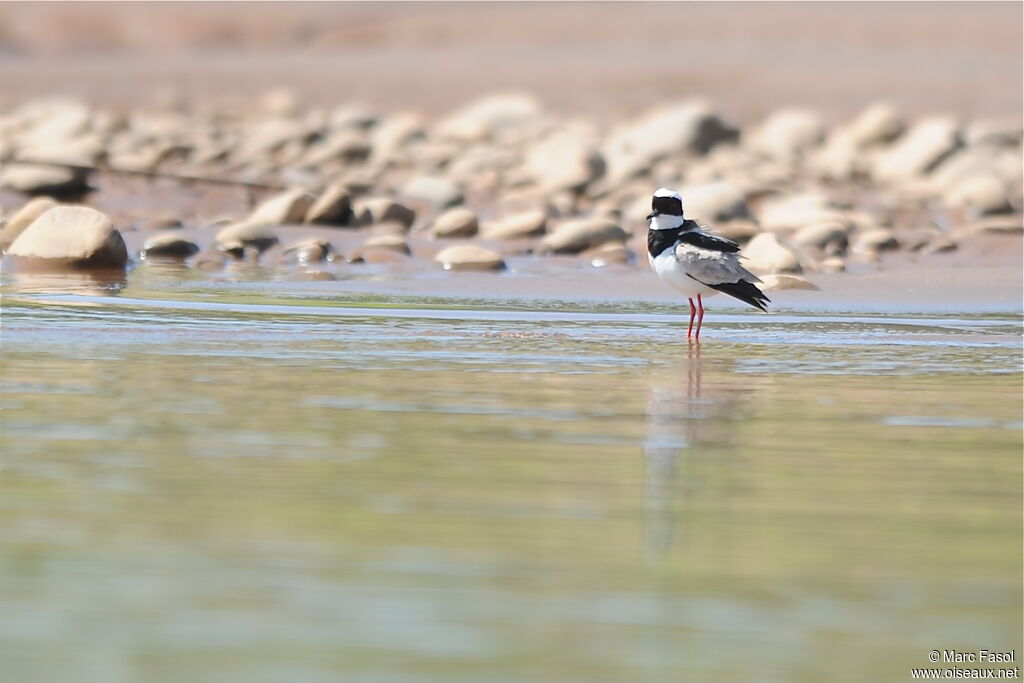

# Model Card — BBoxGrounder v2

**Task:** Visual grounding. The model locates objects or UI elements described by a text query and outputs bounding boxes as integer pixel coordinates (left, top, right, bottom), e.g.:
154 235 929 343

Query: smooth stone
435 93 542 142
526 124 605 193
0 197 57 250
742 232 802 274
141 232 200 259
362 234 410 254
943 175 1013 216
401 175 463 209
678 180 751 223
965 116 1023 148
142 216 183 231
600 101 738 185
923 237 958 254
480 210 548 240
353 197 416 229
7 205 127 269
844 103 905 148
0 163 90 195
852 229 900 254
748 108 826 160
248 189 315 225
713 220 761 243
283 238 334 263
820 257 846 273
540 218 628 254
872 117 961 182
757 274 820 292
429 207 479 238
583 241 634 267
305 184 354 226
303 130 371 166
792 221 850 252
214 222 280 252
434 244 506 271
348 235 410 263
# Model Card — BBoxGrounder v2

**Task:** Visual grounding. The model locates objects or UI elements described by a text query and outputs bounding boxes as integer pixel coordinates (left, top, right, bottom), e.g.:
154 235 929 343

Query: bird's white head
647 188 685 230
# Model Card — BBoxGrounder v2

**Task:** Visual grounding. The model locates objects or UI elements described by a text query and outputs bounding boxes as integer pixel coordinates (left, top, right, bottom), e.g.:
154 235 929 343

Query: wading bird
647 188 769 341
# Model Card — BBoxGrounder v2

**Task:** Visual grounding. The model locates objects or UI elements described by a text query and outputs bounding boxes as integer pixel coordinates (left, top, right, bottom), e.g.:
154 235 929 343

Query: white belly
649 250 719 299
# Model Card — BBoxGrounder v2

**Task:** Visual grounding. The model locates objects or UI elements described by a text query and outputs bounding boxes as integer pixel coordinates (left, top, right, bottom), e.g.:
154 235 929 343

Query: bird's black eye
652 196 683 216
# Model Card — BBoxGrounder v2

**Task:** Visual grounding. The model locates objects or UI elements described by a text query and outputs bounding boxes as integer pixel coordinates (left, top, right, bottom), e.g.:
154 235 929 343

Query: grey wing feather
674 242 762 285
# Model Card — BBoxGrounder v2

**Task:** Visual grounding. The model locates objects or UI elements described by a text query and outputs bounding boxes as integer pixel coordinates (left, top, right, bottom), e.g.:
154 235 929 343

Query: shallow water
1 269 1021 683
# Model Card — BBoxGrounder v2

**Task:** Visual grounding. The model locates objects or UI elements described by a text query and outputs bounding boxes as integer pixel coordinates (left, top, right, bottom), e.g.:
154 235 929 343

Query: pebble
741 232 803 274
305 184 355 226
434 93 542 142
434 244 506 271
852 228 900 254
214 222 280 252
678 181 751 223
248 189 316 225
7 205 127 269
961 217 1023 235
820 257 846 273
481 210 548 240
872 117 961 182
0 163 90 196
282 238 334 263
843 103 905 148
757 274 820 292
0 197 57 250
526 124 605 193
141 232 200 259
943 174 1013 216
429 207 479 238
584 241 635 267
792 221 850 253
400 175 464 209
349 234 411 263
748 108 826 160
540 218 628 254
353 197 416 229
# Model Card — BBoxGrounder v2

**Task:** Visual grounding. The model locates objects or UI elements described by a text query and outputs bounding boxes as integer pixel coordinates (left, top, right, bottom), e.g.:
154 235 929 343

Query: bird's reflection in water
643 343 743 557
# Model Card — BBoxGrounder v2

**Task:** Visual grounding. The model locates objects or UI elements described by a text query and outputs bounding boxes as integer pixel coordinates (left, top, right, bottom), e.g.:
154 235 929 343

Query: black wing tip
709 279 770 311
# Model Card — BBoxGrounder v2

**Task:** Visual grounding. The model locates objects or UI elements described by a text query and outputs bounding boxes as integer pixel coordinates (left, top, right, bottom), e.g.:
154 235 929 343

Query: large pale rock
0 163 90 195
965 116 1023 148
429 207 479 238
480 210 548 240
758 193 848 231
303 130 371 166
679 181 751 223
305 184 354 226
7 205 127 269
601 101 738 184
540 218 628 254
401 175 463 209
215 222 280 252
371 113 426 163
353 197 416 229
248 189 315 225
0 197 57 250
741 233 802 274
872 117 961 182
434 244 506 271
435 93 542 142
943 175 1013 216
141 232 200 259
748 109 826 160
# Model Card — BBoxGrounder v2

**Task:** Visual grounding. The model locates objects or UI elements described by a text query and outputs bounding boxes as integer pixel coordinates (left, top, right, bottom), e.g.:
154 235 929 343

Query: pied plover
647 188 769 341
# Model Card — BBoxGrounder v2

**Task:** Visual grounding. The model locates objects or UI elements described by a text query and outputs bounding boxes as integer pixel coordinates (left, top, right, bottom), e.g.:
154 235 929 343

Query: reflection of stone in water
643 346 741 557
1 268 127 297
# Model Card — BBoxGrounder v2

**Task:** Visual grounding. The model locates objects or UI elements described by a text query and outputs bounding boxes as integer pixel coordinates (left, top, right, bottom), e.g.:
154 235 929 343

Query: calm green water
1 271 1021 683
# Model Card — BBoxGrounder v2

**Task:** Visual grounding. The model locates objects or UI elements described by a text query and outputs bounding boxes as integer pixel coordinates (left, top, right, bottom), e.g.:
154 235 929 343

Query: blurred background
0 1 1020 118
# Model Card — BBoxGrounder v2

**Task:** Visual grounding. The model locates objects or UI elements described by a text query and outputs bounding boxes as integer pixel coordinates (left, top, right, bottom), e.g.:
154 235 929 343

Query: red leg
695 294 705 341
686 298 696 339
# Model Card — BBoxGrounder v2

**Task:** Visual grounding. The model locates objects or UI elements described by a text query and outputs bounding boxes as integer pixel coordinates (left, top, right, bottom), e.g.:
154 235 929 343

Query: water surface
1 272 1021 682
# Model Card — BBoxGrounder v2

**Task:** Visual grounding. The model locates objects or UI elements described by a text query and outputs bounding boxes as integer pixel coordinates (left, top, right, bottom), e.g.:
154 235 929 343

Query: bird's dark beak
646 210 658 220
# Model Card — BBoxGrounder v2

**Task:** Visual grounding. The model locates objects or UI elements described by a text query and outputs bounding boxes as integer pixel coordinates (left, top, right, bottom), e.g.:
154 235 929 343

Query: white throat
649 214 685 230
